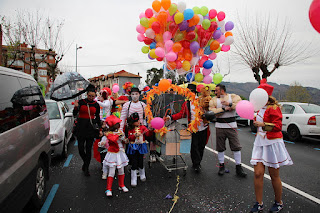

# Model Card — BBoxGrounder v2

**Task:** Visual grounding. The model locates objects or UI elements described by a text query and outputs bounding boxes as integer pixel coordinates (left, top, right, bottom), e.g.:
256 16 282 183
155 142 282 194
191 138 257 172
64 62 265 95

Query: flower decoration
144 84 202 133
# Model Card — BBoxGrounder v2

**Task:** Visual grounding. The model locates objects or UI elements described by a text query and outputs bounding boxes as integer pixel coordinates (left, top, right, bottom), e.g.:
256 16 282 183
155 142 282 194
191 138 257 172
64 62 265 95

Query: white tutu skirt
103 150 129 169
250 142 293 168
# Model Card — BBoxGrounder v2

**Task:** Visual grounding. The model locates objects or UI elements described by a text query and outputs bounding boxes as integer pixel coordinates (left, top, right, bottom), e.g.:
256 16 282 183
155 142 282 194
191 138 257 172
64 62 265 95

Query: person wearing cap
209 84 247 177
250 79 293 213
118 82 134 101
167 83 210 173
101 115 129 197
120 87 147 131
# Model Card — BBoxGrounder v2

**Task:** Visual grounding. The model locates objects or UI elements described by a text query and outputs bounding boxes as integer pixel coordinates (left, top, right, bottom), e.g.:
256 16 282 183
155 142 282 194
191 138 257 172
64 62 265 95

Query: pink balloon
217 35 225 44
137 34 145 42
165 40 174 52
139 12 146 19
145 8 153 18
236 100 254 120
155 47 165 57
112 85 119 93
217 11 225 21
167 79 172 83
202 68 211 76
163 31 172 42
209 52 217 60
203 75 212 84
167 11 173 22
209 9 217 19
221 45 230 52
151 117 165 129
165 51 177 62
136 24 145 34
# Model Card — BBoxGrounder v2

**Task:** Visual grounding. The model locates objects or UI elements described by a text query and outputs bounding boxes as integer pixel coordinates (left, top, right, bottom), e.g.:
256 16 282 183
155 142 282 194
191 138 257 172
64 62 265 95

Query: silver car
46 100 74 157
0 67 51 212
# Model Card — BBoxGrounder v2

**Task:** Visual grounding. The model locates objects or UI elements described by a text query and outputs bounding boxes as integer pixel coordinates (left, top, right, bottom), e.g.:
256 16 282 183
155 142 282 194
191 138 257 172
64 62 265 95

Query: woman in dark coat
73 86 100 176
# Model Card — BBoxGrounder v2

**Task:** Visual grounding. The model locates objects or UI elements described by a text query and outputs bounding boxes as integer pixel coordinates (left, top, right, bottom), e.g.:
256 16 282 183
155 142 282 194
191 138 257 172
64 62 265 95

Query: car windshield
299 104 320 113
46 102 61 119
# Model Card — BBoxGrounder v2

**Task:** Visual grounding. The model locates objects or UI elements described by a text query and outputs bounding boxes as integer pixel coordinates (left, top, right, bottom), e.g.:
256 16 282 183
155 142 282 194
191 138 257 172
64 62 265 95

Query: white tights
106 166 124 177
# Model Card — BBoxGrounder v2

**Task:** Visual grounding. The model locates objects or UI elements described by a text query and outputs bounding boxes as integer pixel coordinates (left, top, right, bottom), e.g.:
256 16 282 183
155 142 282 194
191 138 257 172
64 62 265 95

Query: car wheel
62 136 68 158
287 125 302 142
30 160 46 209
250 120 257 133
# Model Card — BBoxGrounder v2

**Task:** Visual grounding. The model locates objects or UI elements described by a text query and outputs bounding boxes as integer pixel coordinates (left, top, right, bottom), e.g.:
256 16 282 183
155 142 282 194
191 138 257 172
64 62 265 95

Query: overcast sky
1 0 320 88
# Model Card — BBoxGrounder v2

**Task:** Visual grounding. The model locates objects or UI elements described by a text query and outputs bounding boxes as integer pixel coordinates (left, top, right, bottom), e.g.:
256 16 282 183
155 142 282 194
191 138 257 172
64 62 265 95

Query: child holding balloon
126 112 153 187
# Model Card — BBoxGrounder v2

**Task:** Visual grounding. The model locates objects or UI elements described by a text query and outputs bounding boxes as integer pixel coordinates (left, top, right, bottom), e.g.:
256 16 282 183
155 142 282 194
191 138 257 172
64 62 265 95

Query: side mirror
65 112 73 117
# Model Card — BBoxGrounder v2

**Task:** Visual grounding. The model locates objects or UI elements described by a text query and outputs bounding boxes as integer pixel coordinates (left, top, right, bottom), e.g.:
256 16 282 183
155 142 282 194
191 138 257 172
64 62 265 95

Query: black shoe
193 165 201 173
82 164 85 171
236 164 247 177
218 163 225 176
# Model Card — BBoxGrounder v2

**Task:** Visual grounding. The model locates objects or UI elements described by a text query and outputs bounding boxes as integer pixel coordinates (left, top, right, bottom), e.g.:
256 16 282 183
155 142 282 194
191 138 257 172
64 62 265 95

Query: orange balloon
198 48 204 56
225 32 233 37
161 0 171 11
183 48 192 61
172 42 182 52
210 40 220 50
189 14 200 27
155 35 163 43
149 17 157 28
159 79 171 91
178 52 184 61
152 0 161 12
157 11 168 25
167 61 177 70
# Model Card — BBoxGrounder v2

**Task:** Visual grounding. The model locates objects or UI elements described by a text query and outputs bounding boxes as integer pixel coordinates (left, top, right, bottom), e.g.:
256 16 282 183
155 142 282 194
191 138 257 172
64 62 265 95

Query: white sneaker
106 190 112 197
152 155 157 162
102 173 107 180
149 155 153 162
139 168 146 182
119 186 129 192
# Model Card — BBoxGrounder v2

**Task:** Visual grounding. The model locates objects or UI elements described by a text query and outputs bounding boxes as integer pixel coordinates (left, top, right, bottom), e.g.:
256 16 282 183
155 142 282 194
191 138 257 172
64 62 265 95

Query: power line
68 61 160 68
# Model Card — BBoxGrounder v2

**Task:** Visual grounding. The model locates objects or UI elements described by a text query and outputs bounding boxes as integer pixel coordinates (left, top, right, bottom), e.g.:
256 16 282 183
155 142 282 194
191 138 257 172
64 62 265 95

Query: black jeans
191 128 208 167
77 136 94 169
129 152 144 170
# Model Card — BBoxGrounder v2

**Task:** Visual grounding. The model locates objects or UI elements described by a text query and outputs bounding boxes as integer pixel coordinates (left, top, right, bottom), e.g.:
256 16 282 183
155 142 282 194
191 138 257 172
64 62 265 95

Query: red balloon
309 0 320 33
208 22 218 32
194 65 200 73
200 38 208 48
176 60 182 69
152 22 161 34
144 37 153 45
181 40 190 48
157 57 164 61
186 31 196 40
169 22 176 32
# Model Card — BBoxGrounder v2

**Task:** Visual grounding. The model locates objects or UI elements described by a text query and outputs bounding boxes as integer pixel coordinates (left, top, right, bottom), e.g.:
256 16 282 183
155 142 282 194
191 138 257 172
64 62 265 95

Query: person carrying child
126 112 153 187
100 115 129 197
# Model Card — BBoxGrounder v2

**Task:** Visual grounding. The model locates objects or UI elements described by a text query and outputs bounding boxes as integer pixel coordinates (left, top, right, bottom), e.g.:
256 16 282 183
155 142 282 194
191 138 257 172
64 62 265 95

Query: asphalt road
24 124 320 213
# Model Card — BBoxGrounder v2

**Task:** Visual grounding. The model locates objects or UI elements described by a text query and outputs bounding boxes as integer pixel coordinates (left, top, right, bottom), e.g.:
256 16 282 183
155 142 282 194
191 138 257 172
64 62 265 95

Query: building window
26 65 30 70
39 70 47 76
26 57 30 61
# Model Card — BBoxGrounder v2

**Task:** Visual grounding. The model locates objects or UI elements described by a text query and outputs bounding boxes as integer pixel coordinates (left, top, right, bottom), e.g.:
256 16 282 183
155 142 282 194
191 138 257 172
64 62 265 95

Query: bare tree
233 15 313 83
1 10 69 82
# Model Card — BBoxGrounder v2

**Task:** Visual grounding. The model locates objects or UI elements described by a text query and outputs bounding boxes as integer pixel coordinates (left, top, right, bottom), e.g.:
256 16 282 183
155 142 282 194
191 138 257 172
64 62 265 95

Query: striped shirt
120 101 147 130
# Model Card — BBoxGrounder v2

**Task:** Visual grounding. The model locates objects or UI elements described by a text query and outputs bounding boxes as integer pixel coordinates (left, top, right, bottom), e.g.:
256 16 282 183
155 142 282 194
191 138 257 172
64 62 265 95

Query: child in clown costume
250 79 293 213
100 115 129 197
126 112 153 187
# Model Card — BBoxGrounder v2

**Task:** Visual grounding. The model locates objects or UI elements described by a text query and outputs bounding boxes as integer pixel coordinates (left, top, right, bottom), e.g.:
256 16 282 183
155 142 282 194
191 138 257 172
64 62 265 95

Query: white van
0 67 51 212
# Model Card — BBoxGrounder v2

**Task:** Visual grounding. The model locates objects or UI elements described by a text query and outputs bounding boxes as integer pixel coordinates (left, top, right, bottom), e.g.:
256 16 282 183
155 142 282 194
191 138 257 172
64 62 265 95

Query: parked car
46 100 74 157
280 102 320 141
236 112 249 126
0 67 51 212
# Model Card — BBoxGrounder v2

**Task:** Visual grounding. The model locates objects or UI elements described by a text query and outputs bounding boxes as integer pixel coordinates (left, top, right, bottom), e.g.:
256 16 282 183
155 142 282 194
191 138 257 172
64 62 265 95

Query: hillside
222 82 320 105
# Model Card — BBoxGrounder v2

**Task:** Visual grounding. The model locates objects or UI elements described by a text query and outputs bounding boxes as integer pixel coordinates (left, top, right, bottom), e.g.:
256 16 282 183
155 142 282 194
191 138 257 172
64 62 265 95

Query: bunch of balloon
137 0 235 83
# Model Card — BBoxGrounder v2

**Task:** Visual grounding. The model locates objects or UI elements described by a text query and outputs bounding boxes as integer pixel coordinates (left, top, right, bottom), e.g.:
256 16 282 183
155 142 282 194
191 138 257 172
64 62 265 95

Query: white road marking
205 146 320 205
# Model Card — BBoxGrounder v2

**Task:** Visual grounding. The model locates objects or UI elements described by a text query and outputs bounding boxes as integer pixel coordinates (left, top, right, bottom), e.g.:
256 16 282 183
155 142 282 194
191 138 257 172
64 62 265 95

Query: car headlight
50 134 59 141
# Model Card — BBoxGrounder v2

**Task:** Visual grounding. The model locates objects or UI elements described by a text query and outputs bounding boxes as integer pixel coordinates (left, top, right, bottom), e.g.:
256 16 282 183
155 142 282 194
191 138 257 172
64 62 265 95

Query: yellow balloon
150 49 157 58
149 17 157 28
182 60 191 71
140 17 149 28
214 46 221 53
174 12 184 24
155 34 163 42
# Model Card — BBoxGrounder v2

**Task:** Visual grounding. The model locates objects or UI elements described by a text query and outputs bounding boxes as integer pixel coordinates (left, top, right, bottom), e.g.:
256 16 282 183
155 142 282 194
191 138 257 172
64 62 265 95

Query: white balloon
177 68 187 75
177 2 186 12
224 36 234 45
198 14 203 25
190 56 199 66
145 28 155 39
249 88 269 112
217 20 225 28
